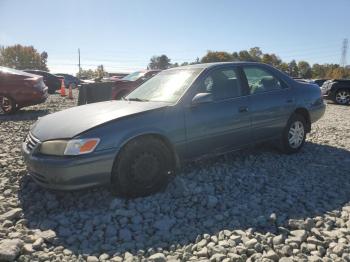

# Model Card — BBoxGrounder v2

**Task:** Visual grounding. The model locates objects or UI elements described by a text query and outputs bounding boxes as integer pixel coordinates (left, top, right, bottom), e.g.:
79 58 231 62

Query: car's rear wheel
0 95 18 114
111 136 174 198
280 113 307 154
334 89 350 105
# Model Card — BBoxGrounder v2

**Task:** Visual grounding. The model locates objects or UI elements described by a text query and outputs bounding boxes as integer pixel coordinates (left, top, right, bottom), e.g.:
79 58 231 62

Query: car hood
31 101 169 141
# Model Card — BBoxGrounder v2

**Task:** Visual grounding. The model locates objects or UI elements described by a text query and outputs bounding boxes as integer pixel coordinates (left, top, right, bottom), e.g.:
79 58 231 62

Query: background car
0 66 48 114
111 70 160 99
321 79 350 105
108 72 128 80
55 73 81 88
23 70 61 94
23 62 325 197
313 79 329 87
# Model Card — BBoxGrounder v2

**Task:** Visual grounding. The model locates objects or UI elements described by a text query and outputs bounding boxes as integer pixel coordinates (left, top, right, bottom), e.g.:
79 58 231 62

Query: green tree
201 51 233 63
78 69 95 79
288 60 299 77
298 61 312 78
278 62 289 74
0 44 48 71
78 65 108 79
262 53 281 67
238 50 253 61
148 55 171 70
191 57 200 64
312 63 326 78
248 47 263 62
232 52 240 61
96 64 106 78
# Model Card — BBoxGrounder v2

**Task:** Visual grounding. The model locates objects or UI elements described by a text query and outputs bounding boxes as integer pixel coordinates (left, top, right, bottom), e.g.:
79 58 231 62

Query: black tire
280 113 307 154
111 136 174 198
0 95 18 114
333 89 350 105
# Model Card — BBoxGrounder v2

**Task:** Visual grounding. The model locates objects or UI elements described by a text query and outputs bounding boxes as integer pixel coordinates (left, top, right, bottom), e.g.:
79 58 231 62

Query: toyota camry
22 62 326 197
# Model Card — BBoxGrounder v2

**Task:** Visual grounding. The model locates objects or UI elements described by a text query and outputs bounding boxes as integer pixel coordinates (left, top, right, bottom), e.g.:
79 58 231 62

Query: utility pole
340 38 348 68
78 48 81 78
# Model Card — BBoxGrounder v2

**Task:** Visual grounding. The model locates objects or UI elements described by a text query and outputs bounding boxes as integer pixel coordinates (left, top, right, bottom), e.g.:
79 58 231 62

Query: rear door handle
238 106 249 113
286 99 294 103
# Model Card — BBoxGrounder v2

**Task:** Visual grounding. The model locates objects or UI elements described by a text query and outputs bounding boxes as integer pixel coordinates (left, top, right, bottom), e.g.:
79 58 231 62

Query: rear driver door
242 66 295 142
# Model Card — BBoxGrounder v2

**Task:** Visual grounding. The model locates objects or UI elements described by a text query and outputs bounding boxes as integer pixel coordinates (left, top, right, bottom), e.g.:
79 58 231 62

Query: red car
0 66 48 114
111 70 160 99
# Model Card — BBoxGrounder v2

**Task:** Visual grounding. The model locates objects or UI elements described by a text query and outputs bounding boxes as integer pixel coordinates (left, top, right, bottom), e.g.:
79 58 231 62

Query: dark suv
321 79 350 105
55 73 81 88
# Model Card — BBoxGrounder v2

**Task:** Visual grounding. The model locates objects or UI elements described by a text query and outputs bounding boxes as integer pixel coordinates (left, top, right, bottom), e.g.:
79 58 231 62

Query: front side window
200 67 243 100
243 67 287 94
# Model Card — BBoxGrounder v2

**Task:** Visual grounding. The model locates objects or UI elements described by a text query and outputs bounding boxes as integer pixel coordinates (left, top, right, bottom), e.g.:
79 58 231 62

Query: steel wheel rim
131 152 160 189
288 121 305 149
0 96 12 113
336 91 350 104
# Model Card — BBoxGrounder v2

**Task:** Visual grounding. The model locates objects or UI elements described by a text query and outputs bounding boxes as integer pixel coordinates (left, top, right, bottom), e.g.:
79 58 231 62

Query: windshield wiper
127 97 149 102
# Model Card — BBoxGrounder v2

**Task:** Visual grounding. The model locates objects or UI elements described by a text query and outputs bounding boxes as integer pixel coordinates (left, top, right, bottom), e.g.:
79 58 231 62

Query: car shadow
0 109 49 121
18 142 350 256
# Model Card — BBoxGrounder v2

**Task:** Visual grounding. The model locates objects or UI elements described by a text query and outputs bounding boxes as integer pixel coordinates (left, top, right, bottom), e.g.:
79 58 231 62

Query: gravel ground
0 92 350 262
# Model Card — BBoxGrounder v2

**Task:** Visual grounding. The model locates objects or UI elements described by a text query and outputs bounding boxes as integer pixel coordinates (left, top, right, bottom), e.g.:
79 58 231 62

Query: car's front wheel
0 95 18 114
280 114 307 154
111 136 174 198
334 89 350 105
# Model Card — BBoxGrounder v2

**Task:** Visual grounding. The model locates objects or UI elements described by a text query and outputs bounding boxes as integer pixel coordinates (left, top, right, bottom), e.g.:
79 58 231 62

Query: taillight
34 79 45 91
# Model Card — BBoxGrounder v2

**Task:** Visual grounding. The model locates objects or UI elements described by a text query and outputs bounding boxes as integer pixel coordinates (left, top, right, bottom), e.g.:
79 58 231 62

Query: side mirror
191 93 213 106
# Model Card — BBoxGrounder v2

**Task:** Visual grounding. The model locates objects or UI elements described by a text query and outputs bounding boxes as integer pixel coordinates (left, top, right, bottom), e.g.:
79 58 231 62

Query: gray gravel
0 93 350 261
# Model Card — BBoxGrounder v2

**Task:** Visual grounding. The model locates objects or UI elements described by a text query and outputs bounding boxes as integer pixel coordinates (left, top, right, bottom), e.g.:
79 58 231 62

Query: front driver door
184 66 251 159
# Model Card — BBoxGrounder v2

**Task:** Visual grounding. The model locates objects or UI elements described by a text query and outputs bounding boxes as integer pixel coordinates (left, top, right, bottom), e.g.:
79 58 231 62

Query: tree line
1 44 349 79
0 44 48 71
148 47 350 79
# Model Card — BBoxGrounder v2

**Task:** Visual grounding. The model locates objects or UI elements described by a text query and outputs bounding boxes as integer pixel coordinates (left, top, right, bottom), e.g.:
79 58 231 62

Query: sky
0 0 349 74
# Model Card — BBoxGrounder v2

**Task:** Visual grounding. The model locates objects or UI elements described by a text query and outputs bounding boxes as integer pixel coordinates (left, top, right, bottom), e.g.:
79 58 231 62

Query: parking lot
0 93 350 261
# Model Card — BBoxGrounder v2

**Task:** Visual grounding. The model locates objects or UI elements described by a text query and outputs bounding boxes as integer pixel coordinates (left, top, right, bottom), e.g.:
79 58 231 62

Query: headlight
40 138 100 156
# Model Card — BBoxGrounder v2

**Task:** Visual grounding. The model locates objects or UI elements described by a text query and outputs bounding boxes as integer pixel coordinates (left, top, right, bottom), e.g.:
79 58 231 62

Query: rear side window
200 67 243 101
243 67 287 94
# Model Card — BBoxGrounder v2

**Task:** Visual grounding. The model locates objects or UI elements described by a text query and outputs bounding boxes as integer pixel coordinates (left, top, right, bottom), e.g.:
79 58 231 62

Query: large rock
0 239 23 261
154 217 176 232
149 253 166 262
0 208 22 221
35 229 56 243
244 238 258 249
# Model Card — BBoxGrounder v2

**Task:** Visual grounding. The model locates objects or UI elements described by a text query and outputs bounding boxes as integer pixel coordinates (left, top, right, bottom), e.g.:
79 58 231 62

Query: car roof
24 69 47 72
167 61 268 71
24 70 57 77
0 66 41 78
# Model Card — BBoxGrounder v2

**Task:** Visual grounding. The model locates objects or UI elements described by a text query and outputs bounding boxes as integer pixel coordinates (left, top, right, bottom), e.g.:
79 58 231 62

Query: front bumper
309 102 326 123
22 142 118 190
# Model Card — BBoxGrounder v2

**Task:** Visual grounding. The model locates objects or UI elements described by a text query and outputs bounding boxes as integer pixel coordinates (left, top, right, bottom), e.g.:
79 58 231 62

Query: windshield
126 68 202 103
122 71 145 81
